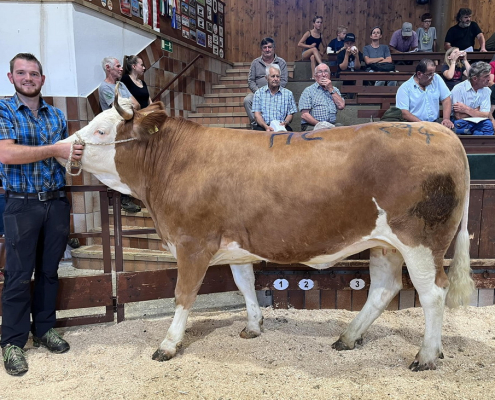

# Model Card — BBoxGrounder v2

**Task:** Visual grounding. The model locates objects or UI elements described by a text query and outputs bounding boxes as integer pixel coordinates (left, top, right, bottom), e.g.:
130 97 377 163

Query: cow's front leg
404 251 447 371
333 247 404 351
230 263 263 338
152 243 213 361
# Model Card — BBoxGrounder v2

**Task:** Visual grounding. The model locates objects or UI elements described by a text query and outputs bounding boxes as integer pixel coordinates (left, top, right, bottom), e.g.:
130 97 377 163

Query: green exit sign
161 39 173 53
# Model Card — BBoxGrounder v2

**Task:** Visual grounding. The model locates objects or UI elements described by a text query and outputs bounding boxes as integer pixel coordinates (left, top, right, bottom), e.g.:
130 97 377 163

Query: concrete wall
0 2 154 97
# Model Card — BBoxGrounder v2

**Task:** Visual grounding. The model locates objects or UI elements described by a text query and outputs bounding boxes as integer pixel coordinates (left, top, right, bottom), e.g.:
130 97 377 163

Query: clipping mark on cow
269 131 323 148
418 126 434 144
379 123 413 137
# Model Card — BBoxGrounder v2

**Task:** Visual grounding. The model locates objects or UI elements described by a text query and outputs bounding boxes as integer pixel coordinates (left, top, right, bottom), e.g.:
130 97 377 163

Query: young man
98 57 141 213
252 64 297 131
395 58 454 129
299 63 345 130
0 53 84 376
337 32 364 74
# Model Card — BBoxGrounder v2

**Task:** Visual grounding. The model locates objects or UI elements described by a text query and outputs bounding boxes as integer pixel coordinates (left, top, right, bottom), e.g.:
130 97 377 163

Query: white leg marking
337 247 404 348
159 305 190 357
230 263 263 337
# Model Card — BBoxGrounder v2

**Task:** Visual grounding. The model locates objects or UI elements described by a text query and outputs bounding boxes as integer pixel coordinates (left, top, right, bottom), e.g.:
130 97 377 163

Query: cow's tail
446 175 474 308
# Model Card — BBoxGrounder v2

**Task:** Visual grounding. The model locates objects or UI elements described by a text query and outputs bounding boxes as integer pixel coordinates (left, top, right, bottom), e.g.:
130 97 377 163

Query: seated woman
363 26 396 86
298 16 326 79
120 55 152 109
442 47 471 90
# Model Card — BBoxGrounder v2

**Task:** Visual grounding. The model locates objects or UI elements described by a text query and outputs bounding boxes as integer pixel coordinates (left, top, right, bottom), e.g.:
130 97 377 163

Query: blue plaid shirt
299 83 341 125
0 94 68 193
252 85 298 125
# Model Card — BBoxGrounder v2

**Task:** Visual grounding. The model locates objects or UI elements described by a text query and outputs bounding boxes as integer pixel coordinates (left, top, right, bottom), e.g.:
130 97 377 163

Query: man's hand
453 102 469 114
265 126 274 131
55 142 85 161
319 77 333 91
441 119 454 129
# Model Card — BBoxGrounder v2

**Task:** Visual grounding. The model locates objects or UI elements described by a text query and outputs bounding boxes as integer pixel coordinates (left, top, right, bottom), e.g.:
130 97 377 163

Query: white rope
65 131 137 176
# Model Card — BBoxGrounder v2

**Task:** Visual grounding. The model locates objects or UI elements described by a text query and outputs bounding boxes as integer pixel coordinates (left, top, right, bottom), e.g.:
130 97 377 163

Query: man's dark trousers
1 195 70 348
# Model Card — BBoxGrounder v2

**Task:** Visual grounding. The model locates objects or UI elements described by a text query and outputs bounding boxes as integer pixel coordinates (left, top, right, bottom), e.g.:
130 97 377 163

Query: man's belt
6 190 66 201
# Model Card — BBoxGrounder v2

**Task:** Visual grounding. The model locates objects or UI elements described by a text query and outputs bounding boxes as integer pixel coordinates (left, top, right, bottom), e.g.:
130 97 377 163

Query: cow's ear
132 110 168 141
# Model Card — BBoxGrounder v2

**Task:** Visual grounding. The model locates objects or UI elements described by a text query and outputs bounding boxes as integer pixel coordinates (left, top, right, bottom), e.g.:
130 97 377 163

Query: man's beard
13 81 42 98
459 21 471 28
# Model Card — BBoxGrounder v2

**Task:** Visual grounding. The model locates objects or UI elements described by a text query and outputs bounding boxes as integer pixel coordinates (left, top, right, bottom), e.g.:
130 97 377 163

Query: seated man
99 56 141 213
395 59 454 128
451 61 493 135
244 38 288 126
444 8 487 52
299 63 345 131
252 64 297 131
337 32 364 74
389 22 418 53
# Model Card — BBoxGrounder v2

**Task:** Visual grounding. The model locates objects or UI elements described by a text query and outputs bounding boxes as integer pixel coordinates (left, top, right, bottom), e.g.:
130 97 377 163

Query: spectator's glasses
420 71 435 80
315 70 331 76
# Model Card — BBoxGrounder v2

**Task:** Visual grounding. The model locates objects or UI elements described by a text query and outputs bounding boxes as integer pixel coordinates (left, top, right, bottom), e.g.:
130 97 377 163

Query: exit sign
161 39 173 53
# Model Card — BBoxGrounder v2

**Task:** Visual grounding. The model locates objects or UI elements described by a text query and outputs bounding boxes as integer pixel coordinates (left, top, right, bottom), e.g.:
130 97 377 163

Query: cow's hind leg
152 246 212 362
230 263 263 338
332 247 404 351
404 250 448 371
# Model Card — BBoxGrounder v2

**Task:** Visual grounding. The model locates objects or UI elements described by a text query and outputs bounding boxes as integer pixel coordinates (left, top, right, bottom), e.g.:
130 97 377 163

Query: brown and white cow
58 94 474 371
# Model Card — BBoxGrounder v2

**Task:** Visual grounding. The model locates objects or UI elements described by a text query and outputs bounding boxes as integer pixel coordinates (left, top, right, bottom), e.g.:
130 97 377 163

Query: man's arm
338 50 350 71
300 109 320 126
477 32 487 52
0 139 83 165
444 42 452 51
400 109 422 122
278 59 288 88
389 45 402 54
253 111 272 131
247 60 259 93
490 105 495 131
440 97 454 128
331 91 346 110
453 102 490 119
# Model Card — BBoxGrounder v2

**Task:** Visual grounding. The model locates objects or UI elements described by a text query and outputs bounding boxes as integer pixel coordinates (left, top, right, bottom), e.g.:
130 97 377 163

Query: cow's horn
114 82 134 121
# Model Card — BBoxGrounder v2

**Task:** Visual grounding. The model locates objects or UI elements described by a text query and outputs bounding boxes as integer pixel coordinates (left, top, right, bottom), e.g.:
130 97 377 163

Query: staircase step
196 102 245 113
204 93 248 103
71 245 176 272
211 84 249 93
91 225 164 251
108 207 156 229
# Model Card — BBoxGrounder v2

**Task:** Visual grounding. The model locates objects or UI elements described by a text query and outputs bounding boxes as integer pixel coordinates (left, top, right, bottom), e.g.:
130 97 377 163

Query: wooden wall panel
225 0 495 62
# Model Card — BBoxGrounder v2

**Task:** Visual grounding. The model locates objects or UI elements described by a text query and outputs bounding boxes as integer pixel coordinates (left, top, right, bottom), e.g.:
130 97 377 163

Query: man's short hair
265 63 281 77
468 61 491 79
456 8 472 22
260 38 275 48
314 63 330 74
101 57 118 72
421 13 432 22
416 58 435 74
337 25 347 34
10 53 43 75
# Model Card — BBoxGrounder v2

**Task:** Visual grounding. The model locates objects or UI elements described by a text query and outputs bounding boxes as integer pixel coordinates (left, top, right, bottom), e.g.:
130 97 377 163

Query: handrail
152 54 203 102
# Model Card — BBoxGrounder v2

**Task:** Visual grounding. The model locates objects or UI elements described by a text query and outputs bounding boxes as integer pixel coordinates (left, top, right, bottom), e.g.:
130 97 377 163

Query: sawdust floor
2 304 495 400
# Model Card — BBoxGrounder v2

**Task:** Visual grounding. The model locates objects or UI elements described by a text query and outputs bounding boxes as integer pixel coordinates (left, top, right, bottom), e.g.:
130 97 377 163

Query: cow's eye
97 129 105 135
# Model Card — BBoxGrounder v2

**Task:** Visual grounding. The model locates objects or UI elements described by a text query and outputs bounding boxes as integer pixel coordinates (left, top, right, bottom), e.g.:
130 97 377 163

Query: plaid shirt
299 83 341 125
252 85 298 125
0 94 68 193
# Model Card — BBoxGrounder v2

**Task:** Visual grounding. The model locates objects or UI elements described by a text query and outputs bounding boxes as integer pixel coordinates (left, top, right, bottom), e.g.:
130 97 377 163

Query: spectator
490 85 495 131
251 64 297 131
451 62 492 135
337 32 364 74
442 47 471 90
363 27 396 86
416 13 437 52
444 8 487 52
328 25 347 55
0 53 83 375
99 56 142 213
395 58 453 128
489 59 495 85
299 63 345 130
120 55 152 110
298 16 327 79
485 32 495 51
244 38 288 126
389 22 418 53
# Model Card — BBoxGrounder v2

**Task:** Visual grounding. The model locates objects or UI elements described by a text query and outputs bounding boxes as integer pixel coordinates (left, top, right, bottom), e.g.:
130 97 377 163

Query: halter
65 131 137 176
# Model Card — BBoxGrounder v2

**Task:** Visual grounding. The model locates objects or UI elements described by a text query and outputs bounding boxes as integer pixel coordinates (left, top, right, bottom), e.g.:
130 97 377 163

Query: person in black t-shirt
444 8 487 52
121 55 152 110
490 85 495 131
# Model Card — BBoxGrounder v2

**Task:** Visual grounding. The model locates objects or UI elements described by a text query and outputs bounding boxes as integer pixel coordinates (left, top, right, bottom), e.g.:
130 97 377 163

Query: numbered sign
350 278 366 290
273 278 289 290
298 279 314 291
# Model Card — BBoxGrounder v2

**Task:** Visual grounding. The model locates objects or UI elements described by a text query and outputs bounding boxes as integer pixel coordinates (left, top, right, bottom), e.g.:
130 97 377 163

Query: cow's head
57 84 168 193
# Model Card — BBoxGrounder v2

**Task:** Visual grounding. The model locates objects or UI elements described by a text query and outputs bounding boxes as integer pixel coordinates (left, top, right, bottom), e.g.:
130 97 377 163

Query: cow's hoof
152 349 174 362
408 360 437 372
240 328 261 339
331 339 353 351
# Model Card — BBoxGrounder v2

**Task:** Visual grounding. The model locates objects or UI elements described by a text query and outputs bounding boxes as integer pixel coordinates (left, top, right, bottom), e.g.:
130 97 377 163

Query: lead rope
65 131 137 176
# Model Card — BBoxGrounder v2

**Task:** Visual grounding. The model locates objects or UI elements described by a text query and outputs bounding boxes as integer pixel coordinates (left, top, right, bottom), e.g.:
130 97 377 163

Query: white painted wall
0 3 155 97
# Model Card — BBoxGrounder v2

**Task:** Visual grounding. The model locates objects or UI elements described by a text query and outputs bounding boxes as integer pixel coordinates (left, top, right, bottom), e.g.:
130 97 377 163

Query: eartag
273 278 289 290
298 279 314 291
350 278 365 290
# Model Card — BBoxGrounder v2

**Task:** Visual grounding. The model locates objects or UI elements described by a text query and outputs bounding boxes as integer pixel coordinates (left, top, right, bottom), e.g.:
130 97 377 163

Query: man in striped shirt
252 64 297 131
0 53 84 376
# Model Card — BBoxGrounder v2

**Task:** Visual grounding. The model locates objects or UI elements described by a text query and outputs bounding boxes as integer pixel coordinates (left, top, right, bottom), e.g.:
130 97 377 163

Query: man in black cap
337 33 364 74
